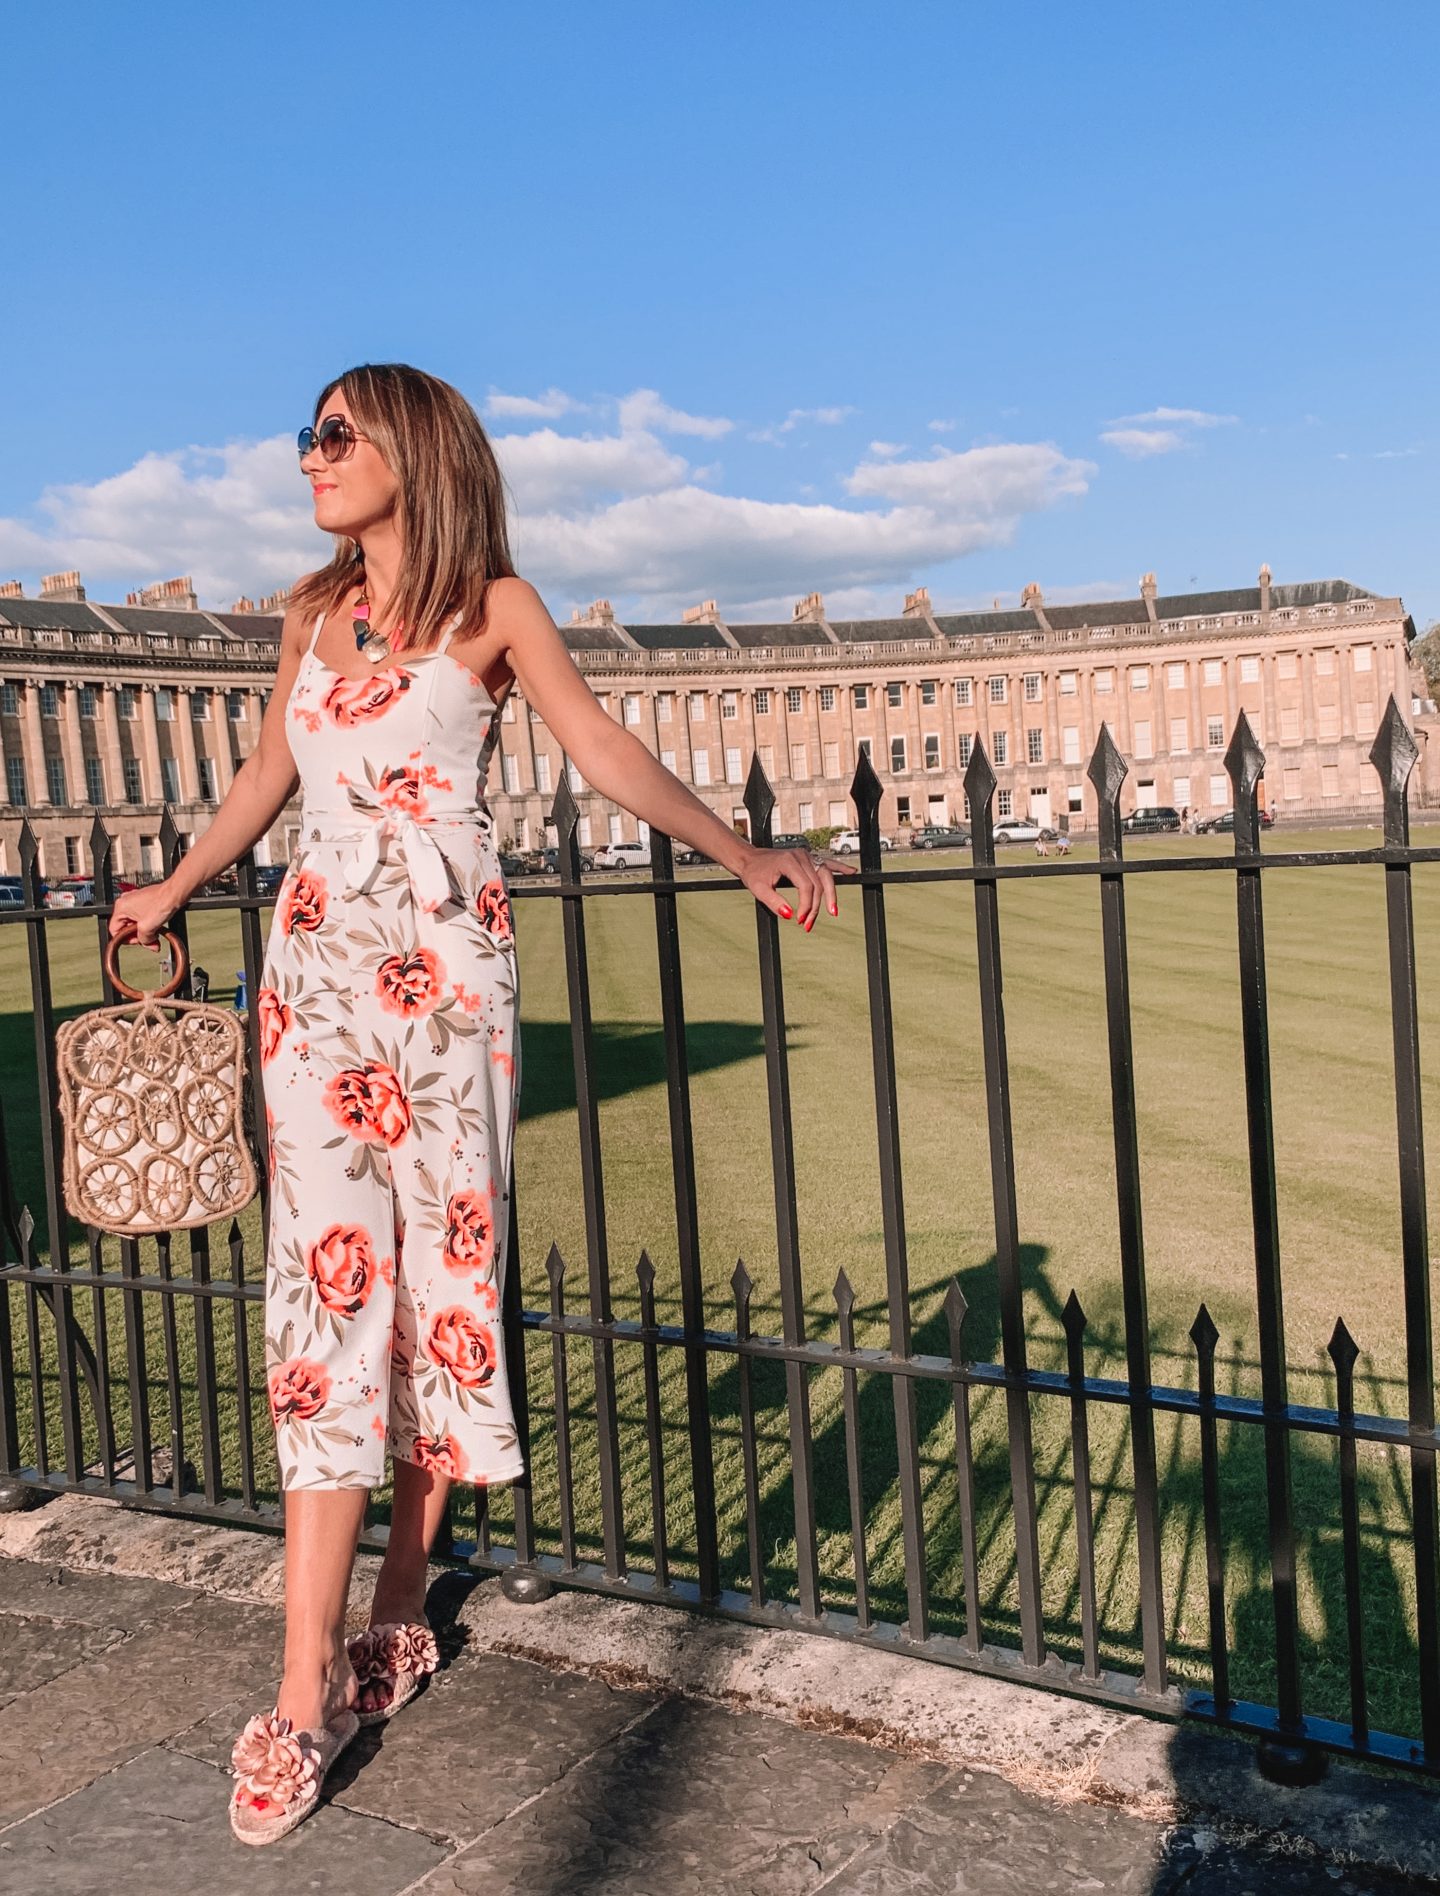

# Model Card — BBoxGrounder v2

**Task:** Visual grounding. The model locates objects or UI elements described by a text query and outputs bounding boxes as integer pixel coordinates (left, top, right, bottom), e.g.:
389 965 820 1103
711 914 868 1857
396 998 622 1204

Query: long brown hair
291 363 516 653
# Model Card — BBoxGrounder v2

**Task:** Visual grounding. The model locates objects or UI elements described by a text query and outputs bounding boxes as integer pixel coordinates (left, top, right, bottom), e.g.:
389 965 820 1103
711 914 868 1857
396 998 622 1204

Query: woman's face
300 387 399 543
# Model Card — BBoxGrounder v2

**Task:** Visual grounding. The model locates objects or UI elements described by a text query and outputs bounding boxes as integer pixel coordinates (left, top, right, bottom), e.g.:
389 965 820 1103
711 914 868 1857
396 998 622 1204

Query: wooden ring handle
104 926 188 1001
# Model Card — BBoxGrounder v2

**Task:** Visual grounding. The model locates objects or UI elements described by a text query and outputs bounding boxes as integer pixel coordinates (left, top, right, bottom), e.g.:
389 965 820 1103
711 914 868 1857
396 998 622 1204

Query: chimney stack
41 569 86 602
1140 572 1158 624
1020 581 1051 633
0 581 23 599
126 575 198 610
259 587 291 615
1259 563 1272 615
681 599 720 625
791 591 826 623
230 596 257 615
569 599 616 628
902 585 932 618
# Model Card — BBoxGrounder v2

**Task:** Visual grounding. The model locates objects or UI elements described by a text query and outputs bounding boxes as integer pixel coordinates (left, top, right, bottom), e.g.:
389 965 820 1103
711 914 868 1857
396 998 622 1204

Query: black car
909 825 971 850
254 864 288 897
1120 806 1183 834
534 846 596 875
1198 808 1276 834
771 832 809 851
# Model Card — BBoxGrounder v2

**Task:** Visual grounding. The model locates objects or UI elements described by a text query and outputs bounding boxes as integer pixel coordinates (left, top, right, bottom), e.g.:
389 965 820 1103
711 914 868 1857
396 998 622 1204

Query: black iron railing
0 698 1436 1786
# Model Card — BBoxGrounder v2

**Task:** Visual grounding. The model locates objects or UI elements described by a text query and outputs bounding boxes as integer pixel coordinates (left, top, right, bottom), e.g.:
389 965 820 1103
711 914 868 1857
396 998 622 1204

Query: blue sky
2 1 1436 626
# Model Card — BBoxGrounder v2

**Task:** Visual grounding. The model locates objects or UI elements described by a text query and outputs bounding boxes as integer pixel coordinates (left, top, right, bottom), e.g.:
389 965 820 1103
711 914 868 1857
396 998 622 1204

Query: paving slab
0 1614 122 1708
408 1693 950 1895
0 1555 201 1630
0 1746 446 1896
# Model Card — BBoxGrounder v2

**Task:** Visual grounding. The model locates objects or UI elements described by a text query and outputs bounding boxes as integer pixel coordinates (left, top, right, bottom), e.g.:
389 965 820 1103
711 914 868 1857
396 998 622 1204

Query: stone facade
0 567 1434 879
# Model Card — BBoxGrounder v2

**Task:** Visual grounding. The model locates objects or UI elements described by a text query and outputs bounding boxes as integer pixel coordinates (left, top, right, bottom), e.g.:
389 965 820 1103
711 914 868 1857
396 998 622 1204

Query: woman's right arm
108 604 311 948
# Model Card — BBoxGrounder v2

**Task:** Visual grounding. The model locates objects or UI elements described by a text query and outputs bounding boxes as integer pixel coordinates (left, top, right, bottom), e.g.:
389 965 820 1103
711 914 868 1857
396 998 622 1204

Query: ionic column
173 684 201 803
99 685 127 806
138 685 163 806
59 686 87 808
22 679 47 805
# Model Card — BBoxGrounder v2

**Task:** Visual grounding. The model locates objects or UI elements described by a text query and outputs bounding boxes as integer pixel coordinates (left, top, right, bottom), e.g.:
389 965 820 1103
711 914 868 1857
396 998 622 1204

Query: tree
1411 622 1440 694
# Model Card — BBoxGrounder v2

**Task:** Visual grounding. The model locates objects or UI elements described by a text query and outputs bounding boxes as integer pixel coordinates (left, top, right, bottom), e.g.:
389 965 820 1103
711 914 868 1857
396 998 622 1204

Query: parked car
827 829 894 854
0 885 25 910
675 847 711 866
534 845 597 875
1197 807 1276 834
909 825 971 850
1120 806 1183 835
202 870 239 896
44 877 95 909
254 864 289 897
593 839 652 871
499 852 528 878
993 819 1043 844
771 832 810 851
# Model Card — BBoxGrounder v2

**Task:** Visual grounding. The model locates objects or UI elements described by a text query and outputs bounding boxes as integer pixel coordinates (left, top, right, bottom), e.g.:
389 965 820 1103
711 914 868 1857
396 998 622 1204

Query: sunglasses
296 415 372 463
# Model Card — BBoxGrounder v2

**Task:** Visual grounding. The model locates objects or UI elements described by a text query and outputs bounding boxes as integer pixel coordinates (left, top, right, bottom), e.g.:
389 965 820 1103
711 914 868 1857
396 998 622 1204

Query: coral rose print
412 1433 467 1477
376 947 447 1018
323 668 410 726
268 1356 331 1423
475 878 513 944
281 867 328 935
256 987 294 1065
306 1223 379 1316
425 1306 498 1389
377 765 426 819
322 1061 413 1147
443 1189 494 1276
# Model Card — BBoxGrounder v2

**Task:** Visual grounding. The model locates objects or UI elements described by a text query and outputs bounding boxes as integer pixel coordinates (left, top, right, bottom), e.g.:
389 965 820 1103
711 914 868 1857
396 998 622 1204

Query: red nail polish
778 903 792 918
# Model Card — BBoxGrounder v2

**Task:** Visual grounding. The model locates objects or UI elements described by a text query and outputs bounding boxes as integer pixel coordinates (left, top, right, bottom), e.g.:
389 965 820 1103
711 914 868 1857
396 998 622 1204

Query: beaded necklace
351 578 400 665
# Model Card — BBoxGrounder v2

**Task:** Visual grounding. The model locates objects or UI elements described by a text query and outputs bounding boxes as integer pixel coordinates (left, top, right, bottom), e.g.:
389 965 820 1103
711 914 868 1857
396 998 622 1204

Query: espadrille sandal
228 1705 360 1846
346 1620 440 1726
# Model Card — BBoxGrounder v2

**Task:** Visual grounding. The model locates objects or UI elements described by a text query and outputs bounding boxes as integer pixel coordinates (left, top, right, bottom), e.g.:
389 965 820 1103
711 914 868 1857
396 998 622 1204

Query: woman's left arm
496 579 843 930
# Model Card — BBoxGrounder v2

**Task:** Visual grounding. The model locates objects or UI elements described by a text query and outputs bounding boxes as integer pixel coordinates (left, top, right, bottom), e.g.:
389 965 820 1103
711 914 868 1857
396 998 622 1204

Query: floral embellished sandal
228 1706 361 1847
346 1621 440 1726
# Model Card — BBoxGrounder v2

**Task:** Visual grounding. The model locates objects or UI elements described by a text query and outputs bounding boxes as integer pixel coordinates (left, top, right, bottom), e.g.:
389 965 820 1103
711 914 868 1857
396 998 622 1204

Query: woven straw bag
56 929 258 1236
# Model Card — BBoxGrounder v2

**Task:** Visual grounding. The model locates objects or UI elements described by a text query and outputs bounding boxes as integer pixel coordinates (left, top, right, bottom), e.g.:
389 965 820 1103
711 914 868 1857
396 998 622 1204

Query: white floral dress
258 610 523 1491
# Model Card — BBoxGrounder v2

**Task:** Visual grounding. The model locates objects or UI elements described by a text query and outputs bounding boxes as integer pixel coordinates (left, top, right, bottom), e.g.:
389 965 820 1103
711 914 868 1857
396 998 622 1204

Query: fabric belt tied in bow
304 802 492 916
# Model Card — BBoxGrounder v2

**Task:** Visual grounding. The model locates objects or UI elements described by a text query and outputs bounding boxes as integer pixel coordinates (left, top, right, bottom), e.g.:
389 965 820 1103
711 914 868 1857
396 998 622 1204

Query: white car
992 819 1043 845
593 839 652 871
827 829 894 854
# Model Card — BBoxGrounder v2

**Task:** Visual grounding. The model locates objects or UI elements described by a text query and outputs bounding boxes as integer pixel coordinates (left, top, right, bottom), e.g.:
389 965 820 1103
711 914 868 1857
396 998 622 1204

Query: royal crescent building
0 566 1435 881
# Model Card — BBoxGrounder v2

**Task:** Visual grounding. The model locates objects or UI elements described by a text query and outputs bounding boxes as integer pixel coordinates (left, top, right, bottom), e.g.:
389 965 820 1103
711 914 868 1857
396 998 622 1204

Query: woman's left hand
738 843 850 931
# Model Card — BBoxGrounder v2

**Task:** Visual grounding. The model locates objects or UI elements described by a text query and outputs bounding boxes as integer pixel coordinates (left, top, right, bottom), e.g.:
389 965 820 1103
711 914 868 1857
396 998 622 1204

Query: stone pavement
0 1554 1429 1896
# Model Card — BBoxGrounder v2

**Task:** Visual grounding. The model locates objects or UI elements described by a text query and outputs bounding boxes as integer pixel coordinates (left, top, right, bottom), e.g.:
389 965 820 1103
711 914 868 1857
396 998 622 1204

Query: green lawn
2 826 1437 1744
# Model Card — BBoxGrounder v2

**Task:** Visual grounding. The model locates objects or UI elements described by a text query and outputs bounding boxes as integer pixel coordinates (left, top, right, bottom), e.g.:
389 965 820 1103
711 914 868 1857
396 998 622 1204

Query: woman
109 363 840 1845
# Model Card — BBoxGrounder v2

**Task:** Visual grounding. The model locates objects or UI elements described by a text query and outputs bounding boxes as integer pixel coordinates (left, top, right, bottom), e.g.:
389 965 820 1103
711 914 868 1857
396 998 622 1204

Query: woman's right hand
108 880 179 951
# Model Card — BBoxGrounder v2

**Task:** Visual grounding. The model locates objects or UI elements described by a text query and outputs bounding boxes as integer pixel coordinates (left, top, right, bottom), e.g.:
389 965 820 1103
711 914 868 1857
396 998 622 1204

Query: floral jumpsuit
258 610 523 1491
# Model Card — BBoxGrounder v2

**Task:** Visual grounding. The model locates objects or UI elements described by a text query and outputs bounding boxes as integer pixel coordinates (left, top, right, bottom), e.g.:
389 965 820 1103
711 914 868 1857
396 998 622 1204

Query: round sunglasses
296 415 372 463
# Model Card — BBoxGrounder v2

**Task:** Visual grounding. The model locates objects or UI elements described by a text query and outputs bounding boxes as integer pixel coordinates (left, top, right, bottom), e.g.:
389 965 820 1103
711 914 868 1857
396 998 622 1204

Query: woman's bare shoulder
485 575 553 633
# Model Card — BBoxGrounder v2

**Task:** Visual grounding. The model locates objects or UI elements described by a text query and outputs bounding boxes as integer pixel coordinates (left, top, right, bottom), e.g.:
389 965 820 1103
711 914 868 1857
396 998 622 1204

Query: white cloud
1109 406 1238 428
1099 427 1187 458
484 386 584 420
0 414 1096 622
748 404 855 444
867 440 907 458
615 389 733 439
927 418 957 434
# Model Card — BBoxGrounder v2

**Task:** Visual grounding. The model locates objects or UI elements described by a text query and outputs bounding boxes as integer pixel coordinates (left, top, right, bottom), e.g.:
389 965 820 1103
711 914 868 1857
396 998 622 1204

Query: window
1239 654 1260 684
758 744 775 775
997 789 1014 818
894 797 909 824
1321 763 1340 798
992 730 1008 765
503 697 517 723
624 694 642 725
852 684 869 710
64 836 80 875
501 753 520 793
1203 659 1222 686
753 688 770 716
1166 663 1186 690
725 746 742 783
819 685 836 712
1 682 17 715
155 688 174 722
657 693 673 722
6 758 25 804
1207 716 1225 749
1067 786 1084 813
535 753 552 794
689 692 706 719
921 679 937 706
956 677 973 706
720 691 737 720
790 742 808 778
1353 646 1373 673
1173 775 1191 807
79 685 98 718
886 681 903 708
1062 727 1081 765
988 676 1007 704
47 757 68 803
1129 666 1150 692
786 686 804 714
197 756 217 802
829 800 847 825
603 813 622 846
799 801 814 829
957 733 974 765
1315 649 1336 676
190 689 210 721
1023 673 1041 702
822 739 840 775
924 734 940 769
85 756 105 803
226 689 244 721
1026 728 1044 764
1169 717 1188 752
1094 669 1114 694
1133 720 1153 760
890 736 907 773
857 736 872 762
693 749 711 785
1355 699 1376 736
1318 702 1340 740
567 760 584 791
577 815 593 848
160 757 180 803
1059 671 1077 697
659 749 676 775
1278 652 1298 680
1209 772 1229 807
123 757 143 802
1280 706 1301 743
1283 767 1303 801
40 684 59 718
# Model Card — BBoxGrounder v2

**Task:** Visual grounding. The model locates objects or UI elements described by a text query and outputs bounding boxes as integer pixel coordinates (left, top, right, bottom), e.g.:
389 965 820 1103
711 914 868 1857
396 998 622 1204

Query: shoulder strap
435 612 462 656
307 611 327 654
